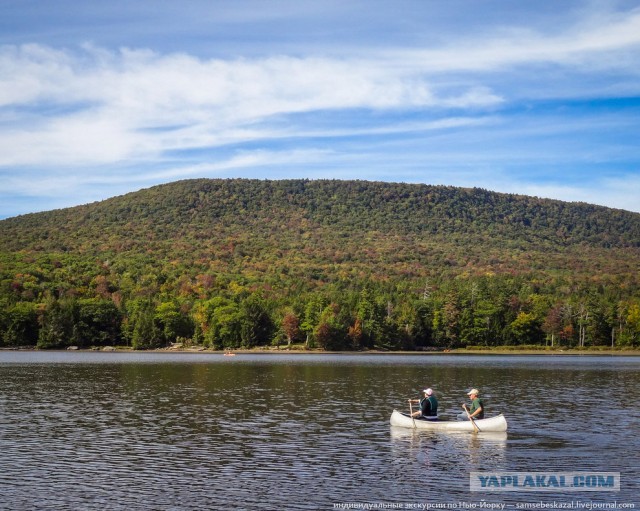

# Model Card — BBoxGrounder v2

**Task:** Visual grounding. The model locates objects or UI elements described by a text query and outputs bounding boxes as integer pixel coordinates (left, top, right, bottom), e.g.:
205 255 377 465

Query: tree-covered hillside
1 179 639 350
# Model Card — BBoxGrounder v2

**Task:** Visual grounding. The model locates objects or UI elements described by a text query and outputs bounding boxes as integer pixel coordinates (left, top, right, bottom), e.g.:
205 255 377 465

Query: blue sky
1 0 640 219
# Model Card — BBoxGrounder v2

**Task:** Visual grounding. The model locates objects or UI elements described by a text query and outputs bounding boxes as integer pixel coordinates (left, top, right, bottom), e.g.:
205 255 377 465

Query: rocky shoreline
2 345 639 355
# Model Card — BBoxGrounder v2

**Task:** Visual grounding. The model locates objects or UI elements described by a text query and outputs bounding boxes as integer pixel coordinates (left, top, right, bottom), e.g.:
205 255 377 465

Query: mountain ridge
1 178 639 350
2 178 639 249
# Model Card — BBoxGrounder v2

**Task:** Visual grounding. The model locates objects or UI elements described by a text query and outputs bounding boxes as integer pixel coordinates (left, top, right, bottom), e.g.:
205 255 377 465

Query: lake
0 351 638 510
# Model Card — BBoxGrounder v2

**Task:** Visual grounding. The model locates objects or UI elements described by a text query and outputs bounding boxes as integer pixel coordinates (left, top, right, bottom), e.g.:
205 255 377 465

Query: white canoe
390 410 508 432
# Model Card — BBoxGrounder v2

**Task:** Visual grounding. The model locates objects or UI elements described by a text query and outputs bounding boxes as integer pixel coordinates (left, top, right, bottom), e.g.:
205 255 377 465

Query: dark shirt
420 395 438 417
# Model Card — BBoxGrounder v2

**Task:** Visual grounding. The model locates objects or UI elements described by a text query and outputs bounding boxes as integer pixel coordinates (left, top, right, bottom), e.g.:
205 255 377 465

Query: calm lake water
0 352 638 510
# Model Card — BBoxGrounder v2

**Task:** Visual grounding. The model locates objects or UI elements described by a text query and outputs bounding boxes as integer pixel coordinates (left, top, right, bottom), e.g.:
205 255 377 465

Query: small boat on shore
390 410 508 432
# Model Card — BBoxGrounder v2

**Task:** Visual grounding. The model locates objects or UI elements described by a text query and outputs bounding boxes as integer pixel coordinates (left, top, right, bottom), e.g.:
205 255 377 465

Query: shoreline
3 346 638 356
157 345 640 356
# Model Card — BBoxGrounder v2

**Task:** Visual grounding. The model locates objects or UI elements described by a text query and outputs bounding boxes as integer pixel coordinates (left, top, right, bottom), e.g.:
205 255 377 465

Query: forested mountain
1 179 639 350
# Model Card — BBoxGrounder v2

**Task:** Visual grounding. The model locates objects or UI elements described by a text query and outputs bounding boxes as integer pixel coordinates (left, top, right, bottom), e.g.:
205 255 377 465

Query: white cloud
395 6 640 73
1 2 640 217
2 3 639 169
0 44 503 168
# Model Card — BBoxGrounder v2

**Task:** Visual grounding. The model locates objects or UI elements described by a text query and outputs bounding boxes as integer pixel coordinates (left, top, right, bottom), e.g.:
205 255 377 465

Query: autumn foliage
0 178 639 349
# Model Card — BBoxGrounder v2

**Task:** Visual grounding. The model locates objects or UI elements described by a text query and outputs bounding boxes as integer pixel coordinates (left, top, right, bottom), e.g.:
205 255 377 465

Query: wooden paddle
463 404 481 433
408 399 417 429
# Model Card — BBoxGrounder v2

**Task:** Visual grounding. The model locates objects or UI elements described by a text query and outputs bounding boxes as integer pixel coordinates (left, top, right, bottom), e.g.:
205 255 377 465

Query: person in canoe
409 388 438 420
461 388 484 420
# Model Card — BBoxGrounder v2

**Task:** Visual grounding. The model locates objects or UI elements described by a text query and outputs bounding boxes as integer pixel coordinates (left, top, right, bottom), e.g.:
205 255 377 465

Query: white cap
423 388 433 395
467 388 479 396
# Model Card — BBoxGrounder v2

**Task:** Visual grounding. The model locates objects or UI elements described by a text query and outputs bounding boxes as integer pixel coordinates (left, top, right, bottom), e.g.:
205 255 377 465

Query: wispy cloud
396 6 640 72
1 1 639 217
0 43 504 169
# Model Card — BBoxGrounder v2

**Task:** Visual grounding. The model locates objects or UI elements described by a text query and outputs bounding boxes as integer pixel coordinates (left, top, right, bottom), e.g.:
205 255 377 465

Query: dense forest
1 178 639 350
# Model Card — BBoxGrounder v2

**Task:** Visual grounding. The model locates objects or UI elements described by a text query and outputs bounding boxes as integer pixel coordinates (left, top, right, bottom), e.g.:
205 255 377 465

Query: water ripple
0 353 638 508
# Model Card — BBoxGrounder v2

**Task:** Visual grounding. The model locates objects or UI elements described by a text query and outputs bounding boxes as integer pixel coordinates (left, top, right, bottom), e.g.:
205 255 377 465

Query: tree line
1 273 638 350
1 179 639 350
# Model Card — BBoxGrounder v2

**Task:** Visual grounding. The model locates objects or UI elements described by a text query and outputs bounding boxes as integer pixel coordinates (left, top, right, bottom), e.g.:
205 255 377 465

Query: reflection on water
389 427 508 479
0 352 638 508
390 426 508 446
